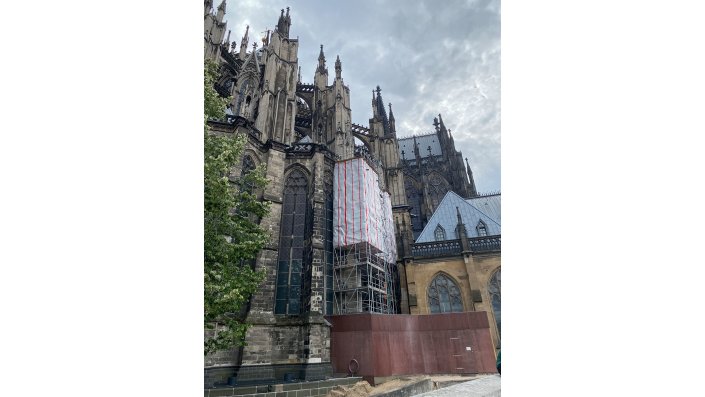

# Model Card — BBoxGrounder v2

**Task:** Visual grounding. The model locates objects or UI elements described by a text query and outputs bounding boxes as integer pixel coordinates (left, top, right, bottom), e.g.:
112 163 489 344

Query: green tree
204 60 269 355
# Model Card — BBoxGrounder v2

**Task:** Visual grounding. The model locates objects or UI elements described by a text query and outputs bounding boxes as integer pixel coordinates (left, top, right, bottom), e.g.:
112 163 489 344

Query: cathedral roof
415 191 501 243
397 133 442 160
466 194 501 224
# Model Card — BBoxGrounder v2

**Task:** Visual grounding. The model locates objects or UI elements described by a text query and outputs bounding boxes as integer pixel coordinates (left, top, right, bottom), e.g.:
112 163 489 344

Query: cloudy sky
220 0 500 193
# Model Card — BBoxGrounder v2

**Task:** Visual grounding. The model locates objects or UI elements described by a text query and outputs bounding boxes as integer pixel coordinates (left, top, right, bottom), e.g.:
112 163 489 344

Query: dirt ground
326 375 482 397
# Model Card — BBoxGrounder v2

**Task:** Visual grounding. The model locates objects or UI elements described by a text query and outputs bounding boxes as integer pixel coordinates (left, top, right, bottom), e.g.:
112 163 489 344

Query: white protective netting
333 158 397 264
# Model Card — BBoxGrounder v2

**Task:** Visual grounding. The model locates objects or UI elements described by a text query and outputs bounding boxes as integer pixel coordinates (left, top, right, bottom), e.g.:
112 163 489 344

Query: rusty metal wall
328 312 497 379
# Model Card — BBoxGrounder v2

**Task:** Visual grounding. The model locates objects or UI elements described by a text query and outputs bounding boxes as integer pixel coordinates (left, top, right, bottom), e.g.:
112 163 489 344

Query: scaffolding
333 242 396 314
333 157 397 314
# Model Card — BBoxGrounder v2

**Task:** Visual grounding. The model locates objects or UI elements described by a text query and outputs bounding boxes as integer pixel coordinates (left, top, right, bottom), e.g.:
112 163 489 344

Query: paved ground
415 375 501 397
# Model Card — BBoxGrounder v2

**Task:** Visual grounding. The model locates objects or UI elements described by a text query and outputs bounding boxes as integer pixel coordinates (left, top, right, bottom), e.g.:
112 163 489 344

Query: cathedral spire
437 113 449 149
465 157 478 197
335 55 341 79
388 103 396 135
276 7 292 38
216 0 226 22
438 113 447 134
374 86 390 136
241 25 249 46
239 25 249 59
317 45 327 74
314 45 328 88
413 135 422 167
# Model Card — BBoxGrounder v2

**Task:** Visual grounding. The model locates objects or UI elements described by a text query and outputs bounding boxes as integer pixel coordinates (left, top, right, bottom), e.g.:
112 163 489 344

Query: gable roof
465 194 501 224
415 191 501 243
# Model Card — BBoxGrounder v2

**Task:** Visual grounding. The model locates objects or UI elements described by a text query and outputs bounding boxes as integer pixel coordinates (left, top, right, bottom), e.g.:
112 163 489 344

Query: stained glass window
428 273 464 313
404 177 424 239
427 174 450 213
275 169 309 315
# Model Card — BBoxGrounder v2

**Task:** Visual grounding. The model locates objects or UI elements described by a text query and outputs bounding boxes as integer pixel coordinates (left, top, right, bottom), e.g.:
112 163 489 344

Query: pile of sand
326 374 478 397
326 381 374 397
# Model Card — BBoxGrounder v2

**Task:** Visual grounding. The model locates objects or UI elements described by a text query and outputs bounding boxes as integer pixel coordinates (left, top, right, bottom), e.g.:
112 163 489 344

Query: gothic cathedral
205 2 481 386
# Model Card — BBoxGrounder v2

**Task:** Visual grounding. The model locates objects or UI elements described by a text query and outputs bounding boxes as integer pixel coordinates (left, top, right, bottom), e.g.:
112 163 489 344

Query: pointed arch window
235 80 250 116
476 220 488 237
242 155 256 173
404 177 424 239
428 174 449 212
275 169 311 315
434 224 446 241
241 155 256 193
428 273 464 313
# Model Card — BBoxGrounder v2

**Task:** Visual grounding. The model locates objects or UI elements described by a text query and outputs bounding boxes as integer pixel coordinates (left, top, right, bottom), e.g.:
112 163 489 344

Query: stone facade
404 253 501 349
204 2 492 387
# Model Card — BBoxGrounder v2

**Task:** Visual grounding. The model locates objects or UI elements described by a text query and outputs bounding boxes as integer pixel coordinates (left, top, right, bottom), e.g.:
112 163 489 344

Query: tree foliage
204 60 269 355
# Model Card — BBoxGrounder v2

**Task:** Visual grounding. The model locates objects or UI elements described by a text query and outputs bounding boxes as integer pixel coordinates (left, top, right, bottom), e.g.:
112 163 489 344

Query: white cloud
223 0 500 192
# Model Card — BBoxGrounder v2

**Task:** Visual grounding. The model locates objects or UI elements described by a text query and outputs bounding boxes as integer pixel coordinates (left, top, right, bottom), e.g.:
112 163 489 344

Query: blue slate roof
415 191 501 243
397 133 442 160
465 194 501 224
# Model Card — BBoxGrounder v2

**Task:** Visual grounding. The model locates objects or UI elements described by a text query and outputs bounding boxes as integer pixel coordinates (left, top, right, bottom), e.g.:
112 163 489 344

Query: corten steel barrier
327 312 497 383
